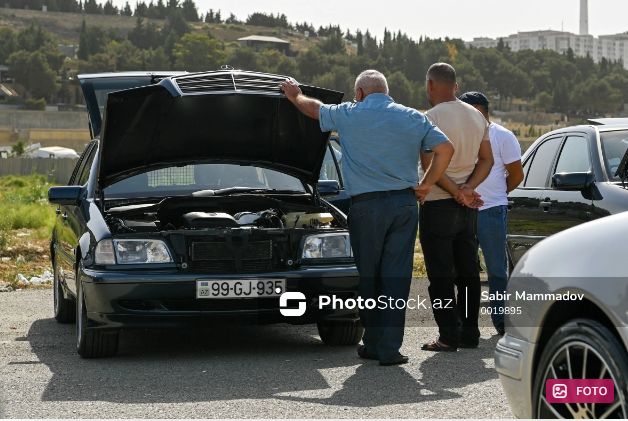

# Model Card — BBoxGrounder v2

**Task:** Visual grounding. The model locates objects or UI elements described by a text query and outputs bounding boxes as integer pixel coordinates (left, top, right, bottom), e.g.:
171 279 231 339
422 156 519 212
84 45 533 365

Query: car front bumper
494 334 537 418
80 265 360 330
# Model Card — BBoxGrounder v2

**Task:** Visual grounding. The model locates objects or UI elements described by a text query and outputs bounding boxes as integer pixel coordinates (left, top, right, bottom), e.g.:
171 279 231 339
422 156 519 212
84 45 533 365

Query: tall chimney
580 0 589 35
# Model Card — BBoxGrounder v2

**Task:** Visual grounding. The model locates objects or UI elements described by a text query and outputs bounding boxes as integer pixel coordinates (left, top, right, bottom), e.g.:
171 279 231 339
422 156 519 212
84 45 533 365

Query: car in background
29 146 80 159
495 211 628 418
49 70 363 358
507 123 628 269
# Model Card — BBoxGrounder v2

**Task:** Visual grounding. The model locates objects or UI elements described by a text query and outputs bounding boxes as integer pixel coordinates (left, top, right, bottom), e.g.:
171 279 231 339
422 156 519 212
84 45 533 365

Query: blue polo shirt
319 93 449 196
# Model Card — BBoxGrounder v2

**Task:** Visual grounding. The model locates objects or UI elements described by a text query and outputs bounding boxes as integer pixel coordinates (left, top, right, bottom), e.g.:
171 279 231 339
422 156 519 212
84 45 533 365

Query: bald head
355 70 389 99
427 63 457 85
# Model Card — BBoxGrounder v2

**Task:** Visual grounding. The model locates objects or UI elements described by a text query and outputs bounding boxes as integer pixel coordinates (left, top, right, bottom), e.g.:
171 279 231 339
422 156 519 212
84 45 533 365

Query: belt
350 188 415 204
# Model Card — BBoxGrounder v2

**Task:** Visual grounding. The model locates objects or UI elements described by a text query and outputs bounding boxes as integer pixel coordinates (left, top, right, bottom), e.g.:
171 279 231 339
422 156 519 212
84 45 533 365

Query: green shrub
22 98 47 110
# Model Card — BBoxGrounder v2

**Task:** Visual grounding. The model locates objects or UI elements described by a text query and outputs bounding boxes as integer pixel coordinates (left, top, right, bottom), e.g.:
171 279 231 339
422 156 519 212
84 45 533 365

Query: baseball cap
459 92 489 107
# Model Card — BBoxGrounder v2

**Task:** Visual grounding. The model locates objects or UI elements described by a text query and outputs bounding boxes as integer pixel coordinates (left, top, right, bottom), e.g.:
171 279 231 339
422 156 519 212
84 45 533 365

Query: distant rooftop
237 35 290 44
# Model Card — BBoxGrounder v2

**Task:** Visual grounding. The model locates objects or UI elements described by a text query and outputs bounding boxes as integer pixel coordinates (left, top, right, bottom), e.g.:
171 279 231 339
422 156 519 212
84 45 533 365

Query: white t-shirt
475 122 522 211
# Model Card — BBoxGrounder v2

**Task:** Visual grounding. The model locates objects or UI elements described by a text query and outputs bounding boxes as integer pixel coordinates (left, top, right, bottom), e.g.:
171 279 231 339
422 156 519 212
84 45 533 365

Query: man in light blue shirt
280 70 454 366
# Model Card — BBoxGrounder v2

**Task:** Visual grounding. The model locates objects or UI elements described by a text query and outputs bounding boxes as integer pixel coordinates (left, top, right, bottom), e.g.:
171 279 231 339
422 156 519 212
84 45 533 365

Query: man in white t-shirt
459 92 524 336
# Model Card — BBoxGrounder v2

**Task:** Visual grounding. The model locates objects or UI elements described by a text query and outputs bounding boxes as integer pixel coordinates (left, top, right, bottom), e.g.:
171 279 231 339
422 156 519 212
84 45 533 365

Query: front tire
532 319 628 419
317 320 364 346
76 273 119 358
53 257 75 323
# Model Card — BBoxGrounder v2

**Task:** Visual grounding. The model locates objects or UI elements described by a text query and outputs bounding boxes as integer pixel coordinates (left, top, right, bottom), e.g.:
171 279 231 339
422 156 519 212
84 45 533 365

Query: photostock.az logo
279 292 306 317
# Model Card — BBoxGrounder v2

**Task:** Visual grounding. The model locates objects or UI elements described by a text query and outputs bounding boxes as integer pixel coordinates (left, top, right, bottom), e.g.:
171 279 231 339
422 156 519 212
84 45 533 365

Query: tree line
0 5 627 119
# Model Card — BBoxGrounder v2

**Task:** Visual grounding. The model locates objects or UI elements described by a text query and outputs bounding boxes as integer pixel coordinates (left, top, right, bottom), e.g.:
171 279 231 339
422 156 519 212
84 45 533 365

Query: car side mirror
318 180 340 199
48 186 82 206
551 172 593 191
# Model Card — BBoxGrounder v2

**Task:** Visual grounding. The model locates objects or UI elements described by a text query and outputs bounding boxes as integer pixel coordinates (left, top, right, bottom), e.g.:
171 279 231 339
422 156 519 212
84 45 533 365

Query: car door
54 143 95 297
507 136 563 266
321 136 350 214
538 134 593 237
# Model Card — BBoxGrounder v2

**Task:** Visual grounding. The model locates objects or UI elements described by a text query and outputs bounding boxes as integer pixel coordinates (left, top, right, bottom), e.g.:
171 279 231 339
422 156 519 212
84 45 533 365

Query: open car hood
94 71 344 189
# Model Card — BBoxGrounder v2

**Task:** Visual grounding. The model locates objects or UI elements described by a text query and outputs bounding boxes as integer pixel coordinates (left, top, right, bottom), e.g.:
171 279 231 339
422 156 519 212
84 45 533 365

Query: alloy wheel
537 341 627 419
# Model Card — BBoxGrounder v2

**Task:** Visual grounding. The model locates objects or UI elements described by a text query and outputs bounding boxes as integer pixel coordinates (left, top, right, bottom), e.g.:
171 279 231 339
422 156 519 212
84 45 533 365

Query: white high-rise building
466 1 628 70
580 0 588 36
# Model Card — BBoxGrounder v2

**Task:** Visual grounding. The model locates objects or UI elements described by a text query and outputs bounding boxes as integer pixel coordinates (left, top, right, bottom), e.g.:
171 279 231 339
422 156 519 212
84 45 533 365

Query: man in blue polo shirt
279 70 454 366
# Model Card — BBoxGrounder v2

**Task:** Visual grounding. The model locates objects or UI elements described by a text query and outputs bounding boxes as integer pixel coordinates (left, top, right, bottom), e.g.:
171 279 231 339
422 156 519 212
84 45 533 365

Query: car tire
317 320 364 346
76 272 119 358
53 257 75 323
532 318 628 419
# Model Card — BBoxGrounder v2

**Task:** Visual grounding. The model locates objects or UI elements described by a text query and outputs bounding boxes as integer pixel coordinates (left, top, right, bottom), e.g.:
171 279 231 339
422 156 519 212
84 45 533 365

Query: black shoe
496 323 505 336
458 341 479 349
379 354 409 366
357 345 378 360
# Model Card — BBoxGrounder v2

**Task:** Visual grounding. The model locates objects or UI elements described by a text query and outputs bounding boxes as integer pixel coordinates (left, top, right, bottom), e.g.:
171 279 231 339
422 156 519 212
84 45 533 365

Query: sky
109 0 627 41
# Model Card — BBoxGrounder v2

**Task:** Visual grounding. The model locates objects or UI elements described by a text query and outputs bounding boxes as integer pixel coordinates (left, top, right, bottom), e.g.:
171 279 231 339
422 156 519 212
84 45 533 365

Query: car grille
189 239 274 273
173 72 286 95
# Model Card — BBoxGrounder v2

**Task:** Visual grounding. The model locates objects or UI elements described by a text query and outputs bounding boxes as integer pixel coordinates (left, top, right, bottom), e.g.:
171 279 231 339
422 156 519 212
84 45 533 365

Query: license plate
196 279 286 299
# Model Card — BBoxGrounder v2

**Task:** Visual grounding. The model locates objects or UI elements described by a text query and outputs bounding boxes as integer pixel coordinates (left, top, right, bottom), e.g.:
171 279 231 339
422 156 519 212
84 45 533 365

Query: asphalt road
0 280 514 419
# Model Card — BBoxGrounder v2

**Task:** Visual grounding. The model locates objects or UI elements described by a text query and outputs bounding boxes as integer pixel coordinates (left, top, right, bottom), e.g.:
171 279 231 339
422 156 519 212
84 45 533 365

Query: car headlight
95 239 173 264
302 233 352 259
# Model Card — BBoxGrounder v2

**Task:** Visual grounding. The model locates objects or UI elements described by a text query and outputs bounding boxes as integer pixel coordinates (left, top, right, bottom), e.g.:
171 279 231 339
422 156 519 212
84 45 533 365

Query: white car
496 212 628 418
29 146 80 159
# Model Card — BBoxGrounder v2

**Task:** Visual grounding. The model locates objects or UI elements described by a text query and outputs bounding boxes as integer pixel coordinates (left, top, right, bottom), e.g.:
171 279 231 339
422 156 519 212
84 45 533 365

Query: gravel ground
0 281 514 419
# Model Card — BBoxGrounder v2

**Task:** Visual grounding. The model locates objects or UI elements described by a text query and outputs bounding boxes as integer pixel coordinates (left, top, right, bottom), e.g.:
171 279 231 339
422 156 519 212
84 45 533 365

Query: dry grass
0 228 52 290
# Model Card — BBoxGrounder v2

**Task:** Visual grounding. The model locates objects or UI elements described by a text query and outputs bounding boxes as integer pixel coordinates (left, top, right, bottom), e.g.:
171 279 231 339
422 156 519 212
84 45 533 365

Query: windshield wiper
192 187 302 197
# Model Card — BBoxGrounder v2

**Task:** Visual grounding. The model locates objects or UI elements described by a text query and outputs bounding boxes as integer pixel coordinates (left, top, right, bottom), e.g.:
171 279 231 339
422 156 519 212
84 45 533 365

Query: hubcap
537 341 627 419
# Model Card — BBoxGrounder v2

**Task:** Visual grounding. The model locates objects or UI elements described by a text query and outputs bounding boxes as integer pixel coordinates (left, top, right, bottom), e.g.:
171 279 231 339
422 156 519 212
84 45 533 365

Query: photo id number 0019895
196 279 286 299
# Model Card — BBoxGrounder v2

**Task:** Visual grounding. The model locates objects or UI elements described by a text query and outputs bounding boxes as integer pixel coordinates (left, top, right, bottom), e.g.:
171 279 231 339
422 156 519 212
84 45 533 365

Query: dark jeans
419 199 481 348
349 192 418 363
477 205 509 327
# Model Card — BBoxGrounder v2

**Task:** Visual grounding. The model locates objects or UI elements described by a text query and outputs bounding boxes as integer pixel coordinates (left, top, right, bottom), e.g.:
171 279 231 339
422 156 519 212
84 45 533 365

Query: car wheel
317 320 364 346
532 319 628 419
76 273 119 358
53 257 75 323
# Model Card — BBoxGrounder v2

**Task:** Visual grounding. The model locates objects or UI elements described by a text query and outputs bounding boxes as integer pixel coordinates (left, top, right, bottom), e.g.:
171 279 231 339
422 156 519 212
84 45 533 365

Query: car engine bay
100 195 350 273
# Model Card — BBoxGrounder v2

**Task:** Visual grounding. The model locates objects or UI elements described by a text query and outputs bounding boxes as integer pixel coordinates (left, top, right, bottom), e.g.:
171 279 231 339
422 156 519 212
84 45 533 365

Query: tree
78 20 89 60
7 51 57 100
103 0 117 15
146 46 170 69
106 40 143 71
276 57 299 78
296 46 329 82
163 9 189 38
172 33 227 71
572 78 623 116
180 0 198 21
134 1 148 16
78 52 115 73
312 66 354 102
123 1 132 15
12 139 25 157
319 29 345 55
553 77 570 113
387 71 413 106
227 47 260 71
0 27 17 64
225 12 242 25
532 91 553 112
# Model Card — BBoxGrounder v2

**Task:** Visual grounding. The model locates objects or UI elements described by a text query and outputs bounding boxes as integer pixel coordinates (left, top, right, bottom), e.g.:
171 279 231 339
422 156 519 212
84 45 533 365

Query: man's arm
414 141 455 203
420 150 483 207
279 80 322 120
462 140 494 189
505 160 524 193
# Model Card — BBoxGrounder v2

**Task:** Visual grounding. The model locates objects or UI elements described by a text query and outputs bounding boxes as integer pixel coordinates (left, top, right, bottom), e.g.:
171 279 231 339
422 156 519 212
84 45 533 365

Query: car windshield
103 163 305 199
600 130 628 180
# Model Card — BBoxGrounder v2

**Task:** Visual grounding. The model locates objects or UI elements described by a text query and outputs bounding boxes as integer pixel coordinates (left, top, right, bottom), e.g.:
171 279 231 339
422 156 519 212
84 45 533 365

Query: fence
0 157 78 184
